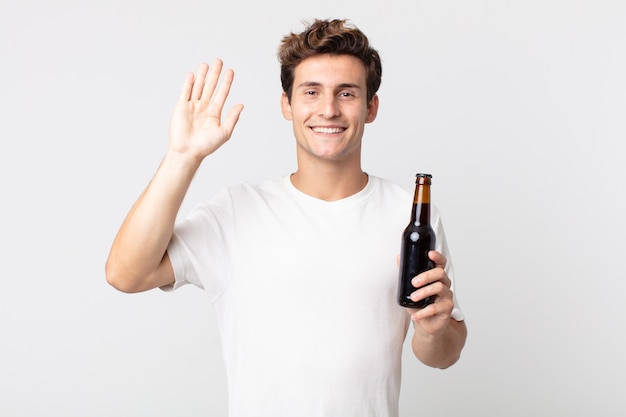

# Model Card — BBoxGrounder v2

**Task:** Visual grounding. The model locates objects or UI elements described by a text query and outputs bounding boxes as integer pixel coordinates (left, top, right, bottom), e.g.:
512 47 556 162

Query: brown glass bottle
397 173 436 308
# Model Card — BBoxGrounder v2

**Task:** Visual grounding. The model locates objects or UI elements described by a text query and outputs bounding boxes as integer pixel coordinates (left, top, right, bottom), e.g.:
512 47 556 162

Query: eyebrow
296 81 362 90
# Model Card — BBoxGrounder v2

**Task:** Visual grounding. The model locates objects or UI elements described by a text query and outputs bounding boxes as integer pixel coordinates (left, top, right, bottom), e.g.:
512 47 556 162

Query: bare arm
407 251 468 368
105 60 243 293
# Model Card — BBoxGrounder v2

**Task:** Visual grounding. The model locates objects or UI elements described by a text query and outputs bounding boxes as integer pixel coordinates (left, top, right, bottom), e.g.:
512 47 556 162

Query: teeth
312 127 343 134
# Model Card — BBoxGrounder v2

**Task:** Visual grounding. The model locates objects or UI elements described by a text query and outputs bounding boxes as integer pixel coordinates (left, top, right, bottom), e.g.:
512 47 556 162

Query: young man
106 18 466 417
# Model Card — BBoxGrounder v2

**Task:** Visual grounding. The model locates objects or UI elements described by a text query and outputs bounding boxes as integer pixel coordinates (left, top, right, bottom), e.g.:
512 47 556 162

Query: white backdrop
1 0 625 416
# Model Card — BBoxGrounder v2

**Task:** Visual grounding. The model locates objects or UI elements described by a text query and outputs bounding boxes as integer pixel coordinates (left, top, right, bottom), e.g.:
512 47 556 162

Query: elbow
434 320 467 369
413 319 467 369
105 254 171 293
414 348 462 370
105 259 142 293
435 352 462 370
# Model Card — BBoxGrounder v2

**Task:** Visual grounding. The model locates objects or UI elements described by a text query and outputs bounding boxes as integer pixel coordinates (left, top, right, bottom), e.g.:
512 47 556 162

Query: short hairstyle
277 19 382 103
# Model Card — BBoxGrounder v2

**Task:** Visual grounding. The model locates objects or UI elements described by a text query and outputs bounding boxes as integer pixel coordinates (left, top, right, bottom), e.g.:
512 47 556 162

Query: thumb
428 250 447 269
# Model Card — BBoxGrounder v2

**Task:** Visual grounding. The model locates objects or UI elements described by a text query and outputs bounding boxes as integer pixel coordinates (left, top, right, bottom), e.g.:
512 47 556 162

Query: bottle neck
411 183 431 226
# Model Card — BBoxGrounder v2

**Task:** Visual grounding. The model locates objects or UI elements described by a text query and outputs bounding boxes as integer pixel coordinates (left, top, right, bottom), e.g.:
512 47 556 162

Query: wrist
163 148 204 175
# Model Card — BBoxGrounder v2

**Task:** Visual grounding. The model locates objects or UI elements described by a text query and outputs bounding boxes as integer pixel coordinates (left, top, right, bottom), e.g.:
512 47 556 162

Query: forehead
293 54 367 87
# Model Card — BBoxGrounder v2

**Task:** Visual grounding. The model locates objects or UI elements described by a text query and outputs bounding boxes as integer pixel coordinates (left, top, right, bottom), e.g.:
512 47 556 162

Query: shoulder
369 175 444 221
370 175 412 196
368 175 412 206
203 177 295 218
207 177 285 203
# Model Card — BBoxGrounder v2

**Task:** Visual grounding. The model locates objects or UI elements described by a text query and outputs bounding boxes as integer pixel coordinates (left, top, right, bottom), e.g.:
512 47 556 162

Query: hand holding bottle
406 250 456 335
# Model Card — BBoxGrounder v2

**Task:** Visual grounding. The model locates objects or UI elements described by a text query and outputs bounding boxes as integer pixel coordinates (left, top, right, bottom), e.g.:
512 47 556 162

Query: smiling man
106 18 466 417
282 53 377 201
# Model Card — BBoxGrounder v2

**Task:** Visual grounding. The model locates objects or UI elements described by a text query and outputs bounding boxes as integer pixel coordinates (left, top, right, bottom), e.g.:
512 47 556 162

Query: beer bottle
397 173 436 308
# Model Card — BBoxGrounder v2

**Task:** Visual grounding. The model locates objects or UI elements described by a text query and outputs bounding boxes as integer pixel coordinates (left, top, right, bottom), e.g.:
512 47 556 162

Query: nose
318 95 340 119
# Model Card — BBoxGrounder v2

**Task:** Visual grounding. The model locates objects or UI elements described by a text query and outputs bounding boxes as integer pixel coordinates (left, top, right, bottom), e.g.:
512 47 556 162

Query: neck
290 163 368 201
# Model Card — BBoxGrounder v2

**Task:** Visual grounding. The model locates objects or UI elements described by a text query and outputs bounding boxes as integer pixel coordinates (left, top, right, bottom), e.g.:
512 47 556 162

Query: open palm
169 59 244 161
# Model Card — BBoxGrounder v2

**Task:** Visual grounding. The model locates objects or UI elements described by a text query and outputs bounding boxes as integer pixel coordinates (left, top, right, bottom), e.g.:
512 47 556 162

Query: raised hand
169 59 244 162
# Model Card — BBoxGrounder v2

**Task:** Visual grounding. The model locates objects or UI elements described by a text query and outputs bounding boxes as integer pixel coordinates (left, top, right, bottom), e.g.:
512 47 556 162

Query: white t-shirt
166 175 464 417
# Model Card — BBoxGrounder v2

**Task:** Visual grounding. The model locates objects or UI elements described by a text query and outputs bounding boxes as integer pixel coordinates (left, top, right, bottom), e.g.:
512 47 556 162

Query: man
106 18 466 417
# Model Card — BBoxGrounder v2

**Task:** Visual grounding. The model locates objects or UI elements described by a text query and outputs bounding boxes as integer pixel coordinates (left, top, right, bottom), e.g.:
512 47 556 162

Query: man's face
281 54 379 165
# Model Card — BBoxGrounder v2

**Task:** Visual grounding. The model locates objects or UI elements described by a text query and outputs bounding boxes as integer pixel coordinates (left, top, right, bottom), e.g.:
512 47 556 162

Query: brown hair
278 19 382 103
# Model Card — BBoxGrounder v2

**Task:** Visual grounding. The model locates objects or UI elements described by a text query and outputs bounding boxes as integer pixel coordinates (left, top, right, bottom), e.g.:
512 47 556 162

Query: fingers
410 251 448 287
200 59 224 102
428 250 447 269
223 103 245 132
412 266 450 289
410 279 450 303
190 62 210 101
410 296 454 323
210 67 235 110
178 59 229 103
178 63 209 102
178 71 196 102
410 251 451 305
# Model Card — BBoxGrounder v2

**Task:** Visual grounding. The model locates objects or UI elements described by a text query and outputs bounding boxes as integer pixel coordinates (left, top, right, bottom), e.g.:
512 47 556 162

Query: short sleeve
432 205 465 322
161 189 236 301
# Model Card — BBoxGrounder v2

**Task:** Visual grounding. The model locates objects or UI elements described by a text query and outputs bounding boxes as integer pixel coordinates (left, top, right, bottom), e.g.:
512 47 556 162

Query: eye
338 91 355 98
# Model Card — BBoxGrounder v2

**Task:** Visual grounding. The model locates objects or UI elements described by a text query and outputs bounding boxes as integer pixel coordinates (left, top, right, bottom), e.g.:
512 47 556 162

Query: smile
311 127 345 134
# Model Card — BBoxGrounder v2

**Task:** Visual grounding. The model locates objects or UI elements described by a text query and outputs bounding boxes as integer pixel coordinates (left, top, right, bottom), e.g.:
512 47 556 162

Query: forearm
105 150 201 292
106 61 242 292
411 318 467 369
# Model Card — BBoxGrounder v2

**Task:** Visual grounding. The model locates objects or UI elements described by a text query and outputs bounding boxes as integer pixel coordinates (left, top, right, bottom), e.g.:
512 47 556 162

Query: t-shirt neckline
281 174 378 210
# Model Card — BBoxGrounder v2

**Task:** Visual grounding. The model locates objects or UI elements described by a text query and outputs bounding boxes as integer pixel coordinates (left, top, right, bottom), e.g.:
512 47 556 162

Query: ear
281 92 293 120
365 94 379 123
